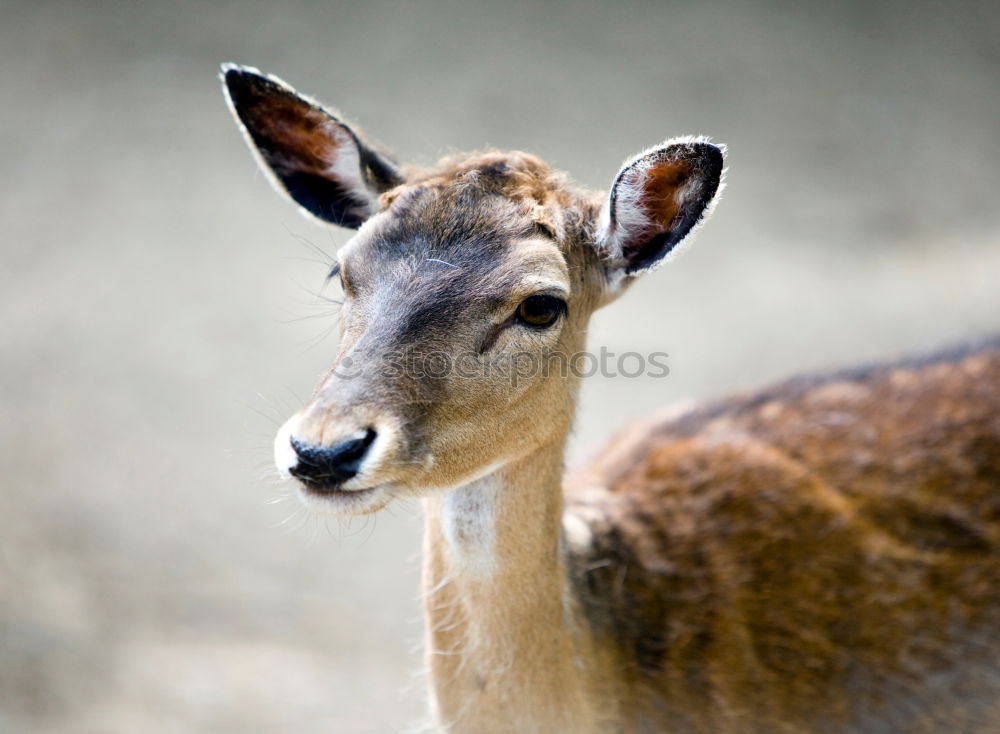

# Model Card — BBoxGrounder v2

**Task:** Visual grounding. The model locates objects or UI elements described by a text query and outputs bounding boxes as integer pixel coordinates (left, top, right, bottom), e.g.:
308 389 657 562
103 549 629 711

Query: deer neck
421 439 605 732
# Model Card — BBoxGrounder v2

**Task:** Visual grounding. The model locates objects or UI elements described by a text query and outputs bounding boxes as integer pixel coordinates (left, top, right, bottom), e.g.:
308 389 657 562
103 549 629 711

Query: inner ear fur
600 138 725 275
222 64 403 228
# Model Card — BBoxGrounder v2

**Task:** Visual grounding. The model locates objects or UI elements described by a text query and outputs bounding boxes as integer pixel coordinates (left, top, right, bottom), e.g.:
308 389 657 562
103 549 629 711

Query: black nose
289 429 377 487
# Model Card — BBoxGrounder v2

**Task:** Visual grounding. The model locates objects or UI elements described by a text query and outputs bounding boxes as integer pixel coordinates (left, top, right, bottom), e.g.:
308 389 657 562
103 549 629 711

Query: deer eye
516 295 566 329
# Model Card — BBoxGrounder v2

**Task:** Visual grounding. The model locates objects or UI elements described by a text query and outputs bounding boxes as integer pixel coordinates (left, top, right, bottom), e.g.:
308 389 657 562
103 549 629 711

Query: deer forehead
340 186 573 307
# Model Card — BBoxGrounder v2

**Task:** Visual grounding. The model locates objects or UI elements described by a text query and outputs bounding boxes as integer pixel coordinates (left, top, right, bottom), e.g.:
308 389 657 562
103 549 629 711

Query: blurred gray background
2 1 999 732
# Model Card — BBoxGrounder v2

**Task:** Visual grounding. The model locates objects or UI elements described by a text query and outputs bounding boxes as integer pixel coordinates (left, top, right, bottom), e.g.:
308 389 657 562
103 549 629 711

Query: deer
221 65 1000 733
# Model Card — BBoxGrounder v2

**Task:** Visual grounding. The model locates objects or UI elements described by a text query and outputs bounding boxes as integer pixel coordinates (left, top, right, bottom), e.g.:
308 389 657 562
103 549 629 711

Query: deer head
223 65 724 515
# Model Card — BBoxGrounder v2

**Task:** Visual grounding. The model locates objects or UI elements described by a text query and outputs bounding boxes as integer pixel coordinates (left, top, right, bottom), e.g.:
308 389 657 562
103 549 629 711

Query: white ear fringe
219 63 378 225
597 136 727 295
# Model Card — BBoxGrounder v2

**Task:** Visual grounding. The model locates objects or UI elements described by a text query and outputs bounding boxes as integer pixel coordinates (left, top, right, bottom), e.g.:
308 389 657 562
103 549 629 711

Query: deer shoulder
566 341 1000 732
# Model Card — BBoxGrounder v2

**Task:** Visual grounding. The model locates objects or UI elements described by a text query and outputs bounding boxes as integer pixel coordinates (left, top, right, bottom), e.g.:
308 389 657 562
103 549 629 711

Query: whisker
283 224 337 267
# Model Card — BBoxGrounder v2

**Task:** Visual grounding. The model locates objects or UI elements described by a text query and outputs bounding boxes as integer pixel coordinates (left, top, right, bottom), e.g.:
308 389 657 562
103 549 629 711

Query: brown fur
630 158 687 233
567 341 1000 732
226 74 344 178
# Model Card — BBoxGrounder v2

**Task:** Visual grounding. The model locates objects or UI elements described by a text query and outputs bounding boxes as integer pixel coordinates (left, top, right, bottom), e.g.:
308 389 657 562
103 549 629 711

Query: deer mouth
295 480 388 514
297 475 371 494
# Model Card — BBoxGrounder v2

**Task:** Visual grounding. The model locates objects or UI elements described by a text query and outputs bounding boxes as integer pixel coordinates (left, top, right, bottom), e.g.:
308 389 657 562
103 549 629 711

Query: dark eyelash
325 262 341 284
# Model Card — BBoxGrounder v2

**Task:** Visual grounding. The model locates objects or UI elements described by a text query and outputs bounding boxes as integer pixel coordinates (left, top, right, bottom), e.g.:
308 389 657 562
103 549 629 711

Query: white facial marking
273 415 301 478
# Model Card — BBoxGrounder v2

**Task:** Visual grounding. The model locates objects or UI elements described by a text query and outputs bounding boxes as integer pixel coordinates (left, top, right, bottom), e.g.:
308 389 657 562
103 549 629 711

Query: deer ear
597 138 725 278
221 64 404 228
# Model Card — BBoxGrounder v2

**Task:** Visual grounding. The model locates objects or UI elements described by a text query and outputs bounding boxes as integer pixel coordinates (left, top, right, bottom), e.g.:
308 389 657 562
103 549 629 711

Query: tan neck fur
421 440 611 733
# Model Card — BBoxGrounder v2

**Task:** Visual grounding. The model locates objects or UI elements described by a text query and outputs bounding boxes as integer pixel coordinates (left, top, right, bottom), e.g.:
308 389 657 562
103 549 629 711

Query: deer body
566 343 1000 732
222 66 1000 733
